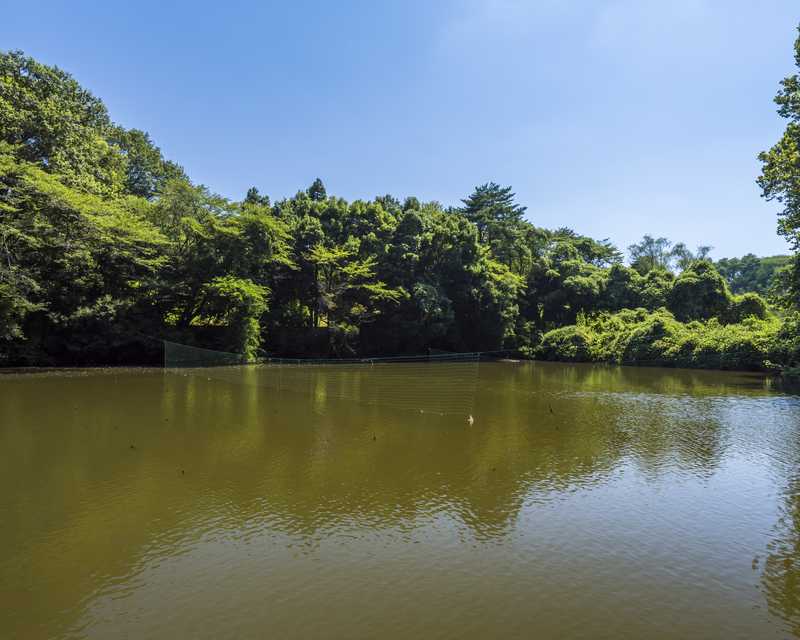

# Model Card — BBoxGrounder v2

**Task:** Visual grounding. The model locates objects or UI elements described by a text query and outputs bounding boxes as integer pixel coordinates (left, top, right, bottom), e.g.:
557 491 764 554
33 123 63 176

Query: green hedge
537 308 785 371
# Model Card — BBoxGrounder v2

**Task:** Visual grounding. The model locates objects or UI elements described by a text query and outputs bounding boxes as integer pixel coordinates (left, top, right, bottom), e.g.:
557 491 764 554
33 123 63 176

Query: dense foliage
0 48 798 374
715 254 792 296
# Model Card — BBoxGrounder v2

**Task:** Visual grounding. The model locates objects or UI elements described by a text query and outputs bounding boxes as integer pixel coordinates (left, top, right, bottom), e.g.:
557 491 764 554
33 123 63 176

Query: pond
1 361 799 639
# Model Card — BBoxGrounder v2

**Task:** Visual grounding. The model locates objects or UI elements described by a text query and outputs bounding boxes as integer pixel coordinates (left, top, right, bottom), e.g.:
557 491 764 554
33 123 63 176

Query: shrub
619 309 686 365
537 325 593 362
668 261 731 321
535 308 784 371
770 312 800 370
726 292 769 323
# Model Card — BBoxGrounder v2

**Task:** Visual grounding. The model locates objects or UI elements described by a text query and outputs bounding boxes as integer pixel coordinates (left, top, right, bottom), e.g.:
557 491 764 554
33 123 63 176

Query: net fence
163 341 486 417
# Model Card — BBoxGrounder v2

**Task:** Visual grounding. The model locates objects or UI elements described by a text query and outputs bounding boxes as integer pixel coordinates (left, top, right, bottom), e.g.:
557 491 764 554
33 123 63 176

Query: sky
2 0 799 258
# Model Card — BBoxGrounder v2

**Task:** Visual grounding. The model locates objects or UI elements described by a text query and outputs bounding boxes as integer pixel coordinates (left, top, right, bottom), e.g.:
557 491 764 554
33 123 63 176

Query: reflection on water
1 362 799 639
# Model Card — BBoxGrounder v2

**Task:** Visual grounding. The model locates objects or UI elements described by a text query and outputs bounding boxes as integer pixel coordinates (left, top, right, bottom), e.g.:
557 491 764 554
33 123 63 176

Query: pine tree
244 186 269 207
459 182 526 243
307 178 327 201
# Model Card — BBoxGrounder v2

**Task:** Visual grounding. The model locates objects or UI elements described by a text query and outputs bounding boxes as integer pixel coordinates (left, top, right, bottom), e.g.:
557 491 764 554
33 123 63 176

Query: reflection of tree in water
496 363 730 480
0 363 762 637
761 477 800 636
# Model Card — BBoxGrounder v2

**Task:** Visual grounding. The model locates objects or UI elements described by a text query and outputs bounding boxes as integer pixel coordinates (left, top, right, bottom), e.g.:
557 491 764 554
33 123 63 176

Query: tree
460 182 526 243
668 261 731 321
758 24 800 308
307 178 327 201
628 235 675 274
628 235 711 274
552 228 623 266
244 186 270 207
523 236 606 332
0 50 124 195
1 48 795 371
671 243 713 271
0 145 167 363
109 127 186 199
197 276 268 360
715 254 792 295
306 242 401 330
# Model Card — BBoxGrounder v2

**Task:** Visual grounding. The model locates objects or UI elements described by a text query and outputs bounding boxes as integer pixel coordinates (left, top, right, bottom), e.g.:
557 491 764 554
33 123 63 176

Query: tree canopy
0 47 798 374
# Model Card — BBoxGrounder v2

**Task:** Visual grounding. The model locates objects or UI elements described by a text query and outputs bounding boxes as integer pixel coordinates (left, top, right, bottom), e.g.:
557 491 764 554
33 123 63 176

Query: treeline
0 49 798 372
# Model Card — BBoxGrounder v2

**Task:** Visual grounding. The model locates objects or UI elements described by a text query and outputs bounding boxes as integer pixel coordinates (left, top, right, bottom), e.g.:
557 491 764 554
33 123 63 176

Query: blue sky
3 0 799 258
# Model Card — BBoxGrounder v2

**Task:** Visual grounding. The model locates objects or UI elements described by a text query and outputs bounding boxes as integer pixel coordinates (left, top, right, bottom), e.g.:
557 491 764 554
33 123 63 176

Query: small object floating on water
549 404 554 414
467 414 474 425
130 444 136 450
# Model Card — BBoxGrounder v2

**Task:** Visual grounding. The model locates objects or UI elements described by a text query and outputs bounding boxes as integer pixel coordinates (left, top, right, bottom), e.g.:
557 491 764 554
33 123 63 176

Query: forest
0 40 799 374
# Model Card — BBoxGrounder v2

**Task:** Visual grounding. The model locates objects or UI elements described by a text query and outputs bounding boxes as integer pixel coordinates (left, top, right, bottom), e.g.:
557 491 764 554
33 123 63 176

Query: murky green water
1 362 800 639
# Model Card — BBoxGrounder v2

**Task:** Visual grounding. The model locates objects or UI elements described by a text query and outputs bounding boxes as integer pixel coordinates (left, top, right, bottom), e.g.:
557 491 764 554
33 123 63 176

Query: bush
535 308 783 371
619 309 687 365
668 261 731 321
770 312 800 370
688 317 778 370
538 325 593 362
726 292 769 323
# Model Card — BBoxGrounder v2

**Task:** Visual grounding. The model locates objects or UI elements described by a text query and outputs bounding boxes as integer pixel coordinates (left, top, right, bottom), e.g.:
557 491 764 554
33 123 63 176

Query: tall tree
758 24 800 308
460 183 526 242
715 254 792 295
244 186 270 207
0 50 124 195
307 178 327 201
108 127 186 199
628 235 675 274
671 243 713 271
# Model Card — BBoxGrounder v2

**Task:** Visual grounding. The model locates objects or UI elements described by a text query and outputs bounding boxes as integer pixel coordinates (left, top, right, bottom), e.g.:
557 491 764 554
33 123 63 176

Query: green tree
0 145 166 363
715 253 792 295
668 261 731 322
307 177 327 201
628 235 675 274
671 243 713 271
459 182 527 250
244 186 270 207
758 25 800 308
0 51 125 195
305 241 402 353
197 276 268 360
109 127 186 198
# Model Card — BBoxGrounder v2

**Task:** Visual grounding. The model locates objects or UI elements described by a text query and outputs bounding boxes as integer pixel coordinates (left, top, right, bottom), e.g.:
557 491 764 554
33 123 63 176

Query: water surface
1 362 800 639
